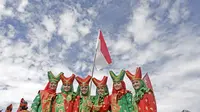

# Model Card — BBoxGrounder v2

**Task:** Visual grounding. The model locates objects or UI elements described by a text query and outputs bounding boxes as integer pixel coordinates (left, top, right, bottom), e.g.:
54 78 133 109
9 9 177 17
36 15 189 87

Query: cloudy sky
0 0 200 111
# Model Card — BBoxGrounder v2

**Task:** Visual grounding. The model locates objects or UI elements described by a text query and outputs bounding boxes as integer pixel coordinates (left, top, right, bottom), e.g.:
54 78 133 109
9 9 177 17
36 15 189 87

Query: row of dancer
29 67 157 112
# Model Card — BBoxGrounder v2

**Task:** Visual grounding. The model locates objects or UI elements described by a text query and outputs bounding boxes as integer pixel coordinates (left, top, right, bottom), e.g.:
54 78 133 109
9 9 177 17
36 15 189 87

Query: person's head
80 85 89 95
92 76 109 96
47 71 62 91
76 75 92 96
131 79 141 90
18 98 28 110
63 84 72 92
49 82 58 90
60 74 75 93
97 85 105 95
113 81 122 90
110 70 126 93
126 67 143 90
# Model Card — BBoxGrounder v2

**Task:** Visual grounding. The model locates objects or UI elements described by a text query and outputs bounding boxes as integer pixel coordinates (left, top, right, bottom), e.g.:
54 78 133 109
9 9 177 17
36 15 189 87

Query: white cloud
58 8 92 48
7 24 16 39
0 0 13 20
27 23 53 49
0 62 45 110
17 0 28 12
87 7 98 19
58 11 77 35
168 0 190 24
127 1 157 45
111 38 133 55
0 0 199 112
77 19 92 37
73 61 88 72
42 16 56 34
168 0 181 24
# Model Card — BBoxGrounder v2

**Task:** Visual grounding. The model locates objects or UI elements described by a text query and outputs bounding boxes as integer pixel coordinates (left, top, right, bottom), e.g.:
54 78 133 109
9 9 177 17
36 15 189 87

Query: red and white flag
95 30 112 70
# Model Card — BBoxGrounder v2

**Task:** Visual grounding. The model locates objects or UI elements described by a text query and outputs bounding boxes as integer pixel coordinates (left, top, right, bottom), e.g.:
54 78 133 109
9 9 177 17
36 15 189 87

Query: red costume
126 67 157 112
31 71 62 112
92 76 110 112
52 74 76 112
73 75 93 112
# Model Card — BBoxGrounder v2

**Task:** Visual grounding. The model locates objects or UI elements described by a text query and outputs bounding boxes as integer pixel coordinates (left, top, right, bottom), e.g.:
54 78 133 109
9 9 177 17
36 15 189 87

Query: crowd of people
1 67 157 112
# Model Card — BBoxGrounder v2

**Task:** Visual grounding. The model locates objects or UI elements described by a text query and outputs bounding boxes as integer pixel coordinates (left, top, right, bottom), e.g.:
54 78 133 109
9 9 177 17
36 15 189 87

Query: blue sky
0 0 200 111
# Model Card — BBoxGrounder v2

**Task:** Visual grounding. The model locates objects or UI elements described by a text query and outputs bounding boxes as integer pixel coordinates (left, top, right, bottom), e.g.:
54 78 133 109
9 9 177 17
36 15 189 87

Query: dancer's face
132 80 141 90
80 85 88 95
49 82 57 90
63 84 71 92
97 86 105 95
113 81 122 91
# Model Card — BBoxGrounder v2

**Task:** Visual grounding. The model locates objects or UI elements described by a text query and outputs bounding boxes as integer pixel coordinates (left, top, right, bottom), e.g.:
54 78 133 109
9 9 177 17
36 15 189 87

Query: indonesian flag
95 30 112 70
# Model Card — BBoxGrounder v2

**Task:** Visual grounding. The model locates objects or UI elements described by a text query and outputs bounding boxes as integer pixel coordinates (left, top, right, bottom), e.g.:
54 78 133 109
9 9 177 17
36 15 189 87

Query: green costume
109 70 137 112
92 76 110 112
126 67 156 112
73 75 93 112
31 71 61 112
52 74 76 112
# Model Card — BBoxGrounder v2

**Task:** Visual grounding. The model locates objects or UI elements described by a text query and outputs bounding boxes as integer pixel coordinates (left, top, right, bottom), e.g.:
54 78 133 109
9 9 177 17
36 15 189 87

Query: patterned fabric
137 91 156 112
31 90 56 112
31 81 58 112
110 92 134 112
135 80 156 112
73 75 93 112
134 80 150 103
73 95 93 112
92 76 110 112
92 92 110 112
31 72 61 112
52 74 76 112
52 92 76 112
109 70 137 112
31 94 41 112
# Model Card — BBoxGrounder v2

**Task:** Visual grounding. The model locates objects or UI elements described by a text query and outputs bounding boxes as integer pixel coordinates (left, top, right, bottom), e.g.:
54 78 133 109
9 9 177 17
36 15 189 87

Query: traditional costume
5 104 12 112
126 67 157 112
52 74 76 112
31 71 62 112
92 76 110 112
109 70 135 112
73 75 93 112
17 98 29 112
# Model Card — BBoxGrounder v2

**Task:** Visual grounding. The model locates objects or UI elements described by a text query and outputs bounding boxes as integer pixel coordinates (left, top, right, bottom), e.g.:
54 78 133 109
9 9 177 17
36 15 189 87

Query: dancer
109 70 135 112
126 67 157 112
52 73 76 112
73 75 93 112
92 76 110 112
31 71 62 112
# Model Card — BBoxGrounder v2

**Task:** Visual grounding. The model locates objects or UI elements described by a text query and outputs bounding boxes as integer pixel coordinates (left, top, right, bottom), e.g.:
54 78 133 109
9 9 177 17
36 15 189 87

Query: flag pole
89 30 100 97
